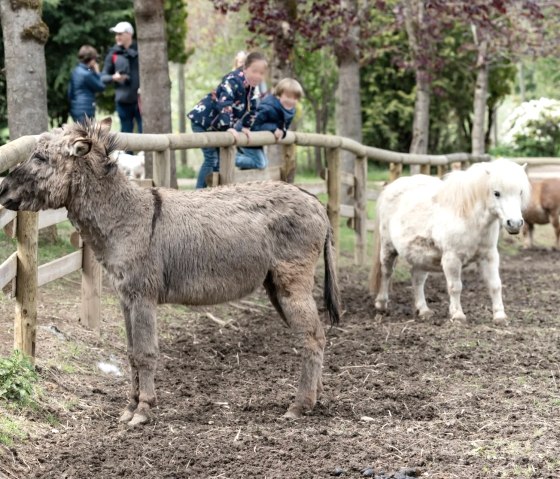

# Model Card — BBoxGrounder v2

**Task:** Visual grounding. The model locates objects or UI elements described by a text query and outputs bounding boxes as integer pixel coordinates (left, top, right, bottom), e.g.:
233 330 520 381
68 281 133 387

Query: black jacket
101 43 140 104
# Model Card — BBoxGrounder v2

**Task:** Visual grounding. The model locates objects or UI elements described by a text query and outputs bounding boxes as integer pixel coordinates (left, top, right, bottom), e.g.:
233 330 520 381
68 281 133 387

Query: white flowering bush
501 98 560 156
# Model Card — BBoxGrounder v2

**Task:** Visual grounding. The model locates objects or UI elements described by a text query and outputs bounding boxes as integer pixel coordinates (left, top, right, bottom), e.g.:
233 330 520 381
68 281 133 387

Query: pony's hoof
450 312 466 322
418 308 434 319
493 313 508 326
119 409 135 423
127 413 149 427
374 300 388 311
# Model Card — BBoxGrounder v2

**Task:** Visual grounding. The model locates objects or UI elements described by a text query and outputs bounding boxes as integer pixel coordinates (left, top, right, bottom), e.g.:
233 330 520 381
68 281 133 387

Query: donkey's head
0 117 118 211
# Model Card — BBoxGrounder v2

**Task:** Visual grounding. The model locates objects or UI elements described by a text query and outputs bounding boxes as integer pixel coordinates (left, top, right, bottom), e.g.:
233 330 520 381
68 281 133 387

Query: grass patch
0 350 38 405
0 415 26 446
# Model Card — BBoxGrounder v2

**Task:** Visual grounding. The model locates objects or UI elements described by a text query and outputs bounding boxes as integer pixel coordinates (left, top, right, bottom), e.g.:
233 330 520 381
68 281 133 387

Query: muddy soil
1 247 560 479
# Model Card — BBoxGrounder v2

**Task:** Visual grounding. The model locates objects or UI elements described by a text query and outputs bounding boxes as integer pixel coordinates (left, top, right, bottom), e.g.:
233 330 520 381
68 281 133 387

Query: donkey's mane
435 163 490 218
71 118 120 157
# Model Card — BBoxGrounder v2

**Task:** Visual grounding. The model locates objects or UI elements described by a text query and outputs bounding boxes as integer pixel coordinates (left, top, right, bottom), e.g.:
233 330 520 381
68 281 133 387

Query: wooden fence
1 129 552 359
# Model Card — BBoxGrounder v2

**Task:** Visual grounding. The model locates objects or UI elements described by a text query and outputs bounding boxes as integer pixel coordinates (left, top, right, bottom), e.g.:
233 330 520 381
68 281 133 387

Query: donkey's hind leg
270 266 326 419
118 301 139 423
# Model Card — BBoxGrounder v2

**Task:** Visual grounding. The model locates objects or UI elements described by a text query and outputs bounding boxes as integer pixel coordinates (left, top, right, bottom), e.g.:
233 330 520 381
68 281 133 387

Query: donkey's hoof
283 407 303 419
127 413 150 427
119 408 135 423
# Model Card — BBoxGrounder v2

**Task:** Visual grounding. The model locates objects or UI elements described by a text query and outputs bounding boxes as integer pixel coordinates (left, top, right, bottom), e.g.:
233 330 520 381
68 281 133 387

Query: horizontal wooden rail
0 252 17 290
38 250 83 287
38 208 68 230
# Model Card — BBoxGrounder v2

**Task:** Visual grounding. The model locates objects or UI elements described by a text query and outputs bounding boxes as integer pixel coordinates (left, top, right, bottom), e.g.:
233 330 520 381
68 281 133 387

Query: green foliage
0 416 26 446
165 0 190 64
0 351 38 405
176 163 196 179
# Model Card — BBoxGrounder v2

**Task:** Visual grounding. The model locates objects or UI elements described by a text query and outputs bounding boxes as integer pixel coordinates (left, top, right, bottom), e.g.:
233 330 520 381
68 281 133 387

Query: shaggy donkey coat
0 118 340 426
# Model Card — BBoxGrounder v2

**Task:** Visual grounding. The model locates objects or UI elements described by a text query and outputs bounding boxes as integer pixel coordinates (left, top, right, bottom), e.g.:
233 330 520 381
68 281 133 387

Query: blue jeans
236 147 267 170
116 101 143 133
192 123 220 189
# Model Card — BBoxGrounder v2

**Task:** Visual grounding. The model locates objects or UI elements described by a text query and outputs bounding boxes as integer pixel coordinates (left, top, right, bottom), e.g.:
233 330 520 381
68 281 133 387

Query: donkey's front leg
479 249 507 324
118 301 139 424
126 299 159 427
441 253 466 321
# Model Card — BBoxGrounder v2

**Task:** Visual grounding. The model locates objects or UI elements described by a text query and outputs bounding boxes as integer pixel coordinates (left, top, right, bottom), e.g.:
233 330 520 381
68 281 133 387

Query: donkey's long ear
99 117 112 132
69 138 93 157
521 162 528 171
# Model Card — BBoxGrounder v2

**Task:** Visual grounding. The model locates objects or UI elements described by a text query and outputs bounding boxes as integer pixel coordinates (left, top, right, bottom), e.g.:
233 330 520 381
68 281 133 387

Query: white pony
370 159 530 324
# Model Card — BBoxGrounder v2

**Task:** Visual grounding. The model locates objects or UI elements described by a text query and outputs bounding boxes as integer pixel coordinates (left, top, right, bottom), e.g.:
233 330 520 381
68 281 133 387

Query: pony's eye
494 191 501 198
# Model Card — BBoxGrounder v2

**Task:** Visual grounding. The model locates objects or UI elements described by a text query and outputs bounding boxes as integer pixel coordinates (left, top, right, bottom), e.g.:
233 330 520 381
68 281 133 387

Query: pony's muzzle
505 218 523 234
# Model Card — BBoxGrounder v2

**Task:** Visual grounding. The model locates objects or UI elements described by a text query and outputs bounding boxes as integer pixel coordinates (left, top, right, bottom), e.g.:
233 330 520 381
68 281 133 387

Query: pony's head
0 117 119 211
479 159 530 234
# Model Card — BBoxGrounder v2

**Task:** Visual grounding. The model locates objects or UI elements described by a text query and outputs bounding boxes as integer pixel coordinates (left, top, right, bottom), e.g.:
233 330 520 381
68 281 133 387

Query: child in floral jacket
188 52 268 188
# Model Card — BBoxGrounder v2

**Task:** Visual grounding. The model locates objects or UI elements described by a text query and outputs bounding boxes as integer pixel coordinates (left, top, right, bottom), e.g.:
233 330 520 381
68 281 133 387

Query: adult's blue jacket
67 63 106 122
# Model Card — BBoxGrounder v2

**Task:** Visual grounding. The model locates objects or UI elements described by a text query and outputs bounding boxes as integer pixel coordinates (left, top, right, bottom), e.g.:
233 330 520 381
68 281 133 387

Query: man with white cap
101 21 142 133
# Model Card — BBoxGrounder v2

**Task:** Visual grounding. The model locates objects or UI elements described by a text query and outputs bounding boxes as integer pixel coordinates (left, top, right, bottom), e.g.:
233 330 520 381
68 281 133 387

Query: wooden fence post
354 155 367 265
326 148 341 268
14 211 38 360
80 242 101 332
389 162 401 182
281 143 297 183
153 149 171 188
219 146 236 185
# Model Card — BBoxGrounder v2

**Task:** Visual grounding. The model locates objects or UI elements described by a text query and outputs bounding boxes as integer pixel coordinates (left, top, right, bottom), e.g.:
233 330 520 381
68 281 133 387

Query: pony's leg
479 249 507 324
119 301 139 423
411 268 433 319
127 300 159 427
522 222 534 249
551 213 560 249
375 246 397 311
441 253 466 321
271 264 326 419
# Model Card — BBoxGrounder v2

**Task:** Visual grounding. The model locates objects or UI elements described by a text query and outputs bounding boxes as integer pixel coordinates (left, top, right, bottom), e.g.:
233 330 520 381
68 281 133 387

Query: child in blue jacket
188 52 268 188
235 78 303 170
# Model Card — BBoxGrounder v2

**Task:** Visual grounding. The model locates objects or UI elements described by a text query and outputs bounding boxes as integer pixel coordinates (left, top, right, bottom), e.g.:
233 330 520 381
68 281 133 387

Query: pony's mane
71 117 120 157
435 163 490 217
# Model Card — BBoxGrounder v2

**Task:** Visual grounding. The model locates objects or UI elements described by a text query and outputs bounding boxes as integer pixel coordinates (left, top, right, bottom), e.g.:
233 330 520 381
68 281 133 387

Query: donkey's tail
369 211 382 295
324 226 341 326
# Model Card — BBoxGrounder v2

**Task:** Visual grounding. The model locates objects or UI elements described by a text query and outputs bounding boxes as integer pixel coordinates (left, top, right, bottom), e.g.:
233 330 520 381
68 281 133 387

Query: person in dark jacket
188 51 268 188
100 21 142 133
67 45 105 123
235 78 303 170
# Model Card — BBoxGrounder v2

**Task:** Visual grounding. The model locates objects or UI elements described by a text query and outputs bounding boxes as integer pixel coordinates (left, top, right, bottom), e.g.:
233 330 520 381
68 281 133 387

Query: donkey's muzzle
505 218 523 235
0 182 20 211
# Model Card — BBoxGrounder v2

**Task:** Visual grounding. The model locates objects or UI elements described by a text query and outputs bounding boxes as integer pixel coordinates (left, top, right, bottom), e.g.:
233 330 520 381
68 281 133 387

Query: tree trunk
335 55 362 203
472 40 488 156
404 0 431 174
0 0 49 357
133 0 176 187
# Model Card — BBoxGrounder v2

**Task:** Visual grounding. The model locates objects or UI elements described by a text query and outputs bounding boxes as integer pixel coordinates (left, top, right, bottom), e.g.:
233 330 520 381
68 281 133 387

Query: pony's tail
324 226 341 326
369 212 382 296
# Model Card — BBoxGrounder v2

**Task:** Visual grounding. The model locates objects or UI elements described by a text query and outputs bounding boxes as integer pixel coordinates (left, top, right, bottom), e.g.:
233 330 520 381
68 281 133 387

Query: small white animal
113 150 145 179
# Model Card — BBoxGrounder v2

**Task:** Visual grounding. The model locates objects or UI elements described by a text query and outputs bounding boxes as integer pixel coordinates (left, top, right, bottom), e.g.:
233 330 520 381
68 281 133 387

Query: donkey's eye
494 191 501 198
34 153 48 163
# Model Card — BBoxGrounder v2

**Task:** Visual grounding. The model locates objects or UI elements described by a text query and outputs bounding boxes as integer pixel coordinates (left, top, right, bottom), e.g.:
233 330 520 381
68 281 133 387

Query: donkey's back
145 181 329 305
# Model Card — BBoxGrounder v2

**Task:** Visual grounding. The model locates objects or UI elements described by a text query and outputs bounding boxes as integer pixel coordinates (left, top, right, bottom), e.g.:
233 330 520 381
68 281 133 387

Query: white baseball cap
110 21 134 35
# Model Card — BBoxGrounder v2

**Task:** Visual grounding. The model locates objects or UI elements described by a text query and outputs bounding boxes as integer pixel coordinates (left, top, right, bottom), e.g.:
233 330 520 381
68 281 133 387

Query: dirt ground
1 240 560 479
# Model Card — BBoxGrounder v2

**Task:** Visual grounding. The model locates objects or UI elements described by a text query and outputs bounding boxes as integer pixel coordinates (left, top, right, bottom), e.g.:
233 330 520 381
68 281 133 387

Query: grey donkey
0 118 341 426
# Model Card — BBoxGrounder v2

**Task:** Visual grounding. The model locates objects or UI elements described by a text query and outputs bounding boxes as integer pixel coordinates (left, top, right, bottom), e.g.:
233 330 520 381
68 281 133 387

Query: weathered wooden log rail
1 129 555 359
